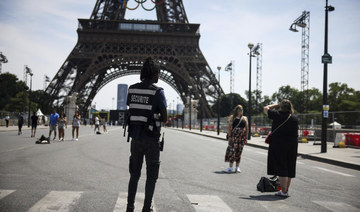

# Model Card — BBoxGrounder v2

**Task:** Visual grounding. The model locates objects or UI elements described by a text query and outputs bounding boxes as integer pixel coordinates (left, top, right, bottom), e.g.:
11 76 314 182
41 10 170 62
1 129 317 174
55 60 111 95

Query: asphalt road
0 126 359 212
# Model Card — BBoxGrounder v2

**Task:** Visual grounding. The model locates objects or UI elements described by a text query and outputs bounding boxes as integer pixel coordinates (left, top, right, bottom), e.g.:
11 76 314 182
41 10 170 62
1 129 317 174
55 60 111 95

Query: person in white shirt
94 115 100 133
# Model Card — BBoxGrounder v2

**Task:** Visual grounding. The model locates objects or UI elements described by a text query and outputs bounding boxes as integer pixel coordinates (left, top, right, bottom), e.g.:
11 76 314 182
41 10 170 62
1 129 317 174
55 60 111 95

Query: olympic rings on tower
120 0 165 11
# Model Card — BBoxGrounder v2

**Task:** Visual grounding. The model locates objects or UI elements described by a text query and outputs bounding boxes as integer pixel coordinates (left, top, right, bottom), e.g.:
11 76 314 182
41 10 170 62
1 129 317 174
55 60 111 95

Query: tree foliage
0 73 52 113
0 73 28 111
211 93 247 117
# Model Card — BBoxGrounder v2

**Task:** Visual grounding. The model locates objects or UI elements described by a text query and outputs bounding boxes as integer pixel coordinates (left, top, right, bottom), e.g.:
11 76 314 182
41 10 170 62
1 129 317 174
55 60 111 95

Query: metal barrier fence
167 111 360 146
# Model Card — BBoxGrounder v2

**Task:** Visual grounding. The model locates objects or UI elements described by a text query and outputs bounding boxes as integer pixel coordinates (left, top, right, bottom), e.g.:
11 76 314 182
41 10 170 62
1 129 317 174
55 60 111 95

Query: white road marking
296 161 305 165
246 148 267 156
28 191 83 212
186 194 232 212
313 166 355 177
257 199 292 212
0 189 15 200
313 201 360 212
114 192 157 212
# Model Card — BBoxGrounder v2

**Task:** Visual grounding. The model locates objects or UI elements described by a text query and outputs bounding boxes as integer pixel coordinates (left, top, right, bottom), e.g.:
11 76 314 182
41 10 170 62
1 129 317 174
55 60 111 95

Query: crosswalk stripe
313 201 360 212
28 191 83 212
0 189 15 200
186 195 232 212
257 199 291 212
3 189 359 212
114 192 157 212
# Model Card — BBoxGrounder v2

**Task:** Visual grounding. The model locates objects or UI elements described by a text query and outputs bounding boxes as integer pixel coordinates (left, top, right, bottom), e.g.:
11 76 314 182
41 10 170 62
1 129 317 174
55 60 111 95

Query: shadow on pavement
213 171 237 175
239 194 287 201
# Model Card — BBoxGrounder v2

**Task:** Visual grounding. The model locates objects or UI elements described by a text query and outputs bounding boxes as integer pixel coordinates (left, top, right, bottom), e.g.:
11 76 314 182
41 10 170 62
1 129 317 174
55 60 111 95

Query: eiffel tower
46 0 223 117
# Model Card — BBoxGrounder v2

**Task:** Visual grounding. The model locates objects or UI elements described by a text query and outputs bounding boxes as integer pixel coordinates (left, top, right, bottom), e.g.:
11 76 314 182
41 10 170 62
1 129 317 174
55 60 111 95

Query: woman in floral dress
224 105 249 173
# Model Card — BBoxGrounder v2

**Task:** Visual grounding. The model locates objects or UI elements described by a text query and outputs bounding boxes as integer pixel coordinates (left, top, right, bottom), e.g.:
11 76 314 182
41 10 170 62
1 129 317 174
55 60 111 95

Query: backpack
257 176 279 192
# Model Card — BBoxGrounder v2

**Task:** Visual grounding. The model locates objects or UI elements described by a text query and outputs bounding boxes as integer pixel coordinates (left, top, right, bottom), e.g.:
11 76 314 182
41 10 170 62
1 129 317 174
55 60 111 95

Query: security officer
126 57 167 212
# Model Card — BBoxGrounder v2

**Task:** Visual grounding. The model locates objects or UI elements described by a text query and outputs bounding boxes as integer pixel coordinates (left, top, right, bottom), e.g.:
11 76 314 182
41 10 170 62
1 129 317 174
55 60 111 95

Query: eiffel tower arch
46 0 224 117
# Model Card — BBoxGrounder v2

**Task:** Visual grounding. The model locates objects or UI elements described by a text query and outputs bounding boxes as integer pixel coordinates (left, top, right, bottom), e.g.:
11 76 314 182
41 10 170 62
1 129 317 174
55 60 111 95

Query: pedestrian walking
224 105 248 173
5 114 10 127
72 111 81 141
49 108 59 140
102 118 108 133
31 112 38 137
264 99 299 197
125 57 167 212
58 112 67 141
94 115 100 133
17 113 24 135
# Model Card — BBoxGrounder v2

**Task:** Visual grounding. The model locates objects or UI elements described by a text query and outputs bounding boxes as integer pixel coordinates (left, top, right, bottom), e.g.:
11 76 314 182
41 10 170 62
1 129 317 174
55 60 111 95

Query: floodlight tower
255 43 263 111
290 11 310 113
0 52 8 74
44 75 50 91
224 61 235 94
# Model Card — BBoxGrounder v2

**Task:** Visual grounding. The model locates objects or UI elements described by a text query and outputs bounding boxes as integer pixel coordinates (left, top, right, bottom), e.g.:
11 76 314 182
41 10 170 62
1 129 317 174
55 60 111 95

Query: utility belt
123 112 161 141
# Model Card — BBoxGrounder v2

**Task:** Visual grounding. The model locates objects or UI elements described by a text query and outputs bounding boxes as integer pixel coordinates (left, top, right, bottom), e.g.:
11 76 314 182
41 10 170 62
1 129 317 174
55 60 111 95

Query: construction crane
290 11 310 113
0 52 8 74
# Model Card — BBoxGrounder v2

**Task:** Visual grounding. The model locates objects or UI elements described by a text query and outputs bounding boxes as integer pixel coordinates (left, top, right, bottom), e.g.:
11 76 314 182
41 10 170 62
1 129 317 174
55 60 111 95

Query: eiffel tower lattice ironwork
46 0 224 117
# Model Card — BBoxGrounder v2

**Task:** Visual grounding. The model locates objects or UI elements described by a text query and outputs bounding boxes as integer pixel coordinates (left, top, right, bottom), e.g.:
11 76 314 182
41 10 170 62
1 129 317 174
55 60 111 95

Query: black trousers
127 136 160 212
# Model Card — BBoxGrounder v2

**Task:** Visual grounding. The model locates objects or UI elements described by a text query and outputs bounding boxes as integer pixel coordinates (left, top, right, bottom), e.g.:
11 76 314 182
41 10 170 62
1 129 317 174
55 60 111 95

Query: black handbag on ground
256 176 279 192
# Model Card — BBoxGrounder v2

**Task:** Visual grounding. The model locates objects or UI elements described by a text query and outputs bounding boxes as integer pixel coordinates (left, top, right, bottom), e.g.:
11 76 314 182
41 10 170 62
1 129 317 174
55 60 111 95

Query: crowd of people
11 109 110 141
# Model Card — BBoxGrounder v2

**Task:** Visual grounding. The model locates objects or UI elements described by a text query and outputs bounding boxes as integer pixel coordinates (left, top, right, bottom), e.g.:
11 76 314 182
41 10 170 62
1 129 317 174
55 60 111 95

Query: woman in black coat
264 99 299 197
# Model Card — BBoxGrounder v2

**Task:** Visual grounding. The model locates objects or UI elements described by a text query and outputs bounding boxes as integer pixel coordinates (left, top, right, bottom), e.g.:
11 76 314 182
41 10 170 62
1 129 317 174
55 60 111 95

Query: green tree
0 73 28 111
327 83 360 126
212 93 247 117
328 82 360 111
5 91 29 112
305 88 322 112
250 90 274 115
30 90 53 114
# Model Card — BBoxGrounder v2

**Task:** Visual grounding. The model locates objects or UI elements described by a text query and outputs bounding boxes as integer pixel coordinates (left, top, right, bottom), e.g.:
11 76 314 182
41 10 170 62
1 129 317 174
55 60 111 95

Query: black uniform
126 82 166 212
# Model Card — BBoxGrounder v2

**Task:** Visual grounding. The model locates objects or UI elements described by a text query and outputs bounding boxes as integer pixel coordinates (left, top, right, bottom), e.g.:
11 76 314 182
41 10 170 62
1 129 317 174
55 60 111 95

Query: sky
1 0 359 111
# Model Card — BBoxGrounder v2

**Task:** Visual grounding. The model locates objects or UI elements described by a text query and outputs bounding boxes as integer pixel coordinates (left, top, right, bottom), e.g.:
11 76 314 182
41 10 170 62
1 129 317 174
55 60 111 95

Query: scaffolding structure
225 60 235 93
290 11 310 112
255 43 263 109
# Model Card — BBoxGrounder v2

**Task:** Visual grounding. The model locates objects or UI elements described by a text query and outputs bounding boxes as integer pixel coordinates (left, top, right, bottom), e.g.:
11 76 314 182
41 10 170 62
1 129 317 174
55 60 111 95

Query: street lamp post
181 93 185 129
199 94 203 132
217 66 221 135
25 66 33 128
172 99 175 128
176 97 179 128
247 43 260 140
248 44 253 140
189 94 192 130
321 0 335 153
